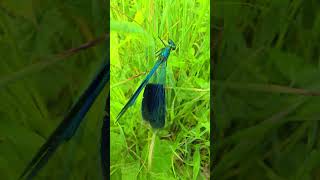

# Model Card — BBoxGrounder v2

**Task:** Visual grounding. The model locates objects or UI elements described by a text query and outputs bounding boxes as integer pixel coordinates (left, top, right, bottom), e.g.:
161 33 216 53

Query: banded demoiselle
116 38 176 129
19 48 110 179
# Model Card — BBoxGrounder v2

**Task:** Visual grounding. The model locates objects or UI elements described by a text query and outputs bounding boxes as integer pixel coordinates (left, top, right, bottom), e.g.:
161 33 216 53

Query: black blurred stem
101 94 110 180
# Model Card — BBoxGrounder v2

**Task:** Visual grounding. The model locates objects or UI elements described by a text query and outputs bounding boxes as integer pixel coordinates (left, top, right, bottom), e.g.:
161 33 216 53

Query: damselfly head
168 39 176 50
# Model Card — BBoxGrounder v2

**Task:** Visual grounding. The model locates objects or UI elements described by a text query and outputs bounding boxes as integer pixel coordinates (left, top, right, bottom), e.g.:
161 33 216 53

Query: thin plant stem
148 129 158 171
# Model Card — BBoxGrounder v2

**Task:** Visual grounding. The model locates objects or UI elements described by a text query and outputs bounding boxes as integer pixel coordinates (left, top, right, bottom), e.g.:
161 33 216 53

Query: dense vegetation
213 0 320 179
111 0 210 179
0 1 106 179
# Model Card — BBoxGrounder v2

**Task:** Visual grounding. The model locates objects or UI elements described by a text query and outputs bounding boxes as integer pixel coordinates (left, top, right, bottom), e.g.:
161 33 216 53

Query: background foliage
0 0 106 179
213 0 320 179
110 0 210 179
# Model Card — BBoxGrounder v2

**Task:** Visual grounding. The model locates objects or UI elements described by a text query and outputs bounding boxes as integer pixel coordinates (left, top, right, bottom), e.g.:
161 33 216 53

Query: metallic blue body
116 39 176 128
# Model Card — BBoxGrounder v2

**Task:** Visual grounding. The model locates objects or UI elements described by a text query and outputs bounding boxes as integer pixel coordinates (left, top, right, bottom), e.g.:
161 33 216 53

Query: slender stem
215 81 320 96
57 35 107 58
148 129 158 171
0 34 107 89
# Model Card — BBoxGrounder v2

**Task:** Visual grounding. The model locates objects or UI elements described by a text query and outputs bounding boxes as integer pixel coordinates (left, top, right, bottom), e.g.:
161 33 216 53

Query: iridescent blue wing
141 61 166 128
116 59 165 121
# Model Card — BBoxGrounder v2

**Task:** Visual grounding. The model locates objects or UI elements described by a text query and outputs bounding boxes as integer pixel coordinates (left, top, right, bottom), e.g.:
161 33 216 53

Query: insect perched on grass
19 54 110 179
116 38 176 129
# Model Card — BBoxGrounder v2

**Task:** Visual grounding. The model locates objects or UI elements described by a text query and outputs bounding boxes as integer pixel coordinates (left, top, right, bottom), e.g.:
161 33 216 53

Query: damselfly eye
168 39 176 50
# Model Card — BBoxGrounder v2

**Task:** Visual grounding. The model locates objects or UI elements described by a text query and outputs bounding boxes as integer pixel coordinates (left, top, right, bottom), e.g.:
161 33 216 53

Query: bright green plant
110 0 210 179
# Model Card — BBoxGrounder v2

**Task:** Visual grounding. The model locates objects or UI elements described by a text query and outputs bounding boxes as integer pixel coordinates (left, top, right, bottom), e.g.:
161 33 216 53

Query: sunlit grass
110 0 210 179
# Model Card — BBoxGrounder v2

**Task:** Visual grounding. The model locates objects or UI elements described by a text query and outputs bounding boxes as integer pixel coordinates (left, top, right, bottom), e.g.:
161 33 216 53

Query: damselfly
19 41 109 180
116 38 176 129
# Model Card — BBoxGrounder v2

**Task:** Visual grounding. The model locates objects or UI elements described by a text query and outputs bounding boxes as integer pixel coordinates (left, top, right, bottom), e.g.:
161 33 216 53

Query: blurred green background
0 0 106 179
213 0 320 179
110 0 210 179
